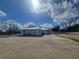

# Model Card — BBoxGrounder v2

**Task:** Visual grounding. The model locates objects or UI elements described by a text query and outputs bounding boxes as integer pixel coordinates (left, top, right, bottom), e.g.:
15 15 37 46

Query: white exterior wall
41 28 52 35
21 28 42 36
21 28 52 36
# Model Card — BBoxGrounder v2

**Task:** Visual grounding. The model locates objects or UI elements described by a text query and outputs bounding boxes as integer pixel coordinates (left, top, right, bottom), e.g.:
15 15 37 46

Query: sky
0 0 53 25
0 0 79 29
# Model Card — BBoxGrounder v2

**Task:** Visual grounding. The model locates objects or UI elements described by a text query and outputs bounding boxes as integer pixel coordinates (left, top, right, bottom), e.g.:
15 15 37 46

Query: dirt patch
0 35 79 59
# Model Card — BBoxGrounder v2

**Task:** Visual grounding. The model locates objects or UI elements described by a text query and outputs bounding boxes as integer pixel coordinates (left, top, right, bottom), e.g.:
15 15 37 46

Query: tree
0 20 7 34
4 20 21 36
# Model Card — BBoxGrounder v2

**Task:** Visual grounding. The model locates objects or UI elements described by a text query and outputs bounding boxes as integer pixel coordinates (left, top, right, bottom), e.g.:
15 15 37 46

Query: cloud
51 1 79 22
74 0 79 4
24 22 36 29
40 23 53 29
75 19 79 24
0 10 6 16
37 2 51 13
35 0 79 27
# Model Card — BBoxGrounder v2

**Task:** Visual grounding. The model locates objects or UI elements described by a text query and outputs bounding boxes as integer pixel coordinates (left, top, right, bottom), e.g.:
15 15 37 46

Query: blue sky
0 0 79 29
0 0 53 25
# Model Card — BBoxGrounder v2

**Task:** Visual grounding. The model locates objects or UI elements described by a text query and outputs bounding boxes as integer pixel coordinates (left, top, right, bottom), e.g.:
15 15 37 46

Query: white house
21 27 42 36
41 28 52 35
21 27 53 36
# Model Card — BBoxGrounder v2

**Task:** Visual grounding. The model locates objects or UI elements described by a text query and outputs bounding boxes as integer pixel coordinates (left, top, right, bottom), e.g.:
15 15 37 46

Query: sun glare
32 0 40 10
